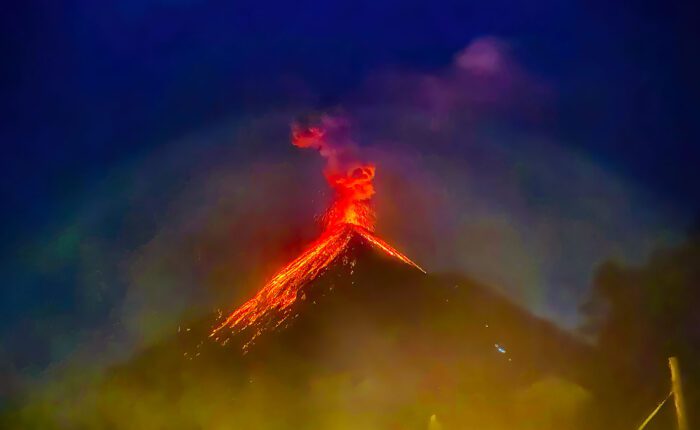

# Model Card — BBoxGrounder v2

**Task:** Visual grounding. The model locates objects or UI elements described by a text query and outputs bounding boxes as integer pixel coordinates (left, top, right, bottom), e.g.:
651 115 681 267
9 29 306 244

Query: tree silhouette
582 225 700 428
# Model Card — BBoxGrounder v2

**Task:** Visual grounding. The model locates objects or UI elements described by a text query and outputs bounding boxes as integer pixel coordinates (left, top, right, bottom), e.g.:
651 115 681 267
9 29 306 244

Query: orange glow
212 120 424 346
323 165 376 229
291 121 377 231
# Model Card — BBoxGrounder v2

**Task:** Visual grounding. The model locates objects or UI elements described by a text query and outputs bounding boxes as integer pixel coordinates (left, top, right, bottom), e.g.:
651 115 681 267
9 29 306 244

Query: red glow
212 119 424 347
291 121 376 230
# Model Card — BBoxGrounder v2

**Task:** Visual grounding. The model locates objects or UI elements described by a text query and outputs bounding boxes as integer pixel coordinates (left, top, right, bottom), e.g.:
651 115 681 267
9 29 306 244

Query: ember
212 116 423 346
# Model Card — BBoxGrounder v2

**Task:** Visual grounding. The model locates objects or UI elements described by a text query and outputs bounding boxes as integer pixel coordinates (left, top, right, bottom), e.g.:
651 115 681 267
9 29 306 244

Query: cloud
357 37 552 131
338 36 684 324
455 37 508 74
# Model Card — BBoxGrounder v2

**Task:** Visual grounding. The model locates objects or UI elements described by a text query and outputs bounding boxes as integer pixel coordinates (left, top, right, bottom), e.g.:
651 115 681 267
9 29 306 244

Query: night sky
2 0 700 396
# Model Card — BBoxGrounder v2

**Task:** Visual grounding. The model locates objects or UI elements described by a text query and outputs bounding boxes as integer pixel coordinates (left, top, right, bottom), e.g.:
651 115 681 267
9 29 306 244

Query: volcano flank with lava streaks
22 117 595 429
212 116 424 347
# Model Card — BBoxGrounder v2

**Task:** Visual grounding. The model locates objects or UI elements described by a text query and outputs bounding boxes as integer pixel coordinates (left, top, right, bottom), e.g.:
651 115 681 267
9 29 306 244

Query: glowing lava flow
211 118 424 345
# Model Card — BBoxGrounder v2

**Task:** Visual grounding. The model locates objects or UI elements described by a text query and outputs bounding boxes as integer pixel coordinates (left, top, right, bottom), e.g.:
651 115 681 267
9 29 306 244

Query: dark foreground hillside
3 234 675 429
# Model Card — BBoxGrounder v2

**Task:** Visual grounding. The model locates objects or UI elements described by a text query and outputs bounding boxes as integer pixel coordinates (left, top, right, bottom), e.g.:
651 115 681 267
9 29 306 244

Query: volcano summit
212 116 424 348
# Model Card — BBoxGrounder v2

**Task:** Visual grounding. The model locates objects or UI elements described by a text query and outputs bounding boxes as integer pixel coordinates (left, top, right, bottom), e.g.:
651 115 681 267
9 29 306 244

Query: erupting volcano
212 116 424 346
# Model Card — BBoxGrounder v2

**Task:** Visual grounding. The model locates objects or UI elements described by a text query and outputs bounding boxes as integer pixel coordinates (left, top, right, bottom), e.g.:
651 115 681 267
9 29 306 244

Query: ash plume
211 116 423 348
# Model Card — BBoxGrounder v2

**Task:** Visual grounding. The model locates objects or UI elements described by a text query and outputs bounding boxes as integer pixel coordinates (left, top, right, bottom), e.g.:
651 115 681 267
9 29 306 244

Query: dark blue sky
1 0 699 384
3 1 699 241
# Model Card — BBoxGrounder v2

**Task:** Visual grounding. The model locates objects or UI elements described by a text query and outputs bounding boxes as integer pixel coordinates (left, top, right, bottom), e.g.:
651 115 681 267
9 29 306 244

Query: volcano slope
12 231 593 429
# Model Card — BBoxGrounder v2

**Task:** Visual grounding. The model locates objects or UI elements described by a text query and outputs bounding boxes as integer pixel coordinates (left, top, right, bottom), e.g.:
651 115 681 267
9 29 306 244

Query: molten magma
212 121 424 345
324 165 376 229
291 124 377 231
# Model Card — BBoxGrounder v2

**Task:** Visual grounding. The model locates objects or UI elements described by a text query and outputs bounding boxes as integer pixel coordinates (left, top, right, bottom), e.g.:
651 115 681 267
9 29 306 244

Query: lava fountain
212 115 424 346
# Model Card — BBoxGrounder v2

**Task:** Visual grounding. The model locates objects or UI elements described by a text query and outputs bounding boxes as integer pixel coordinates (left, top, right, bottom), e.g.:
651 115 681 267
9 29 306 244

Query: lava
212 116 424 346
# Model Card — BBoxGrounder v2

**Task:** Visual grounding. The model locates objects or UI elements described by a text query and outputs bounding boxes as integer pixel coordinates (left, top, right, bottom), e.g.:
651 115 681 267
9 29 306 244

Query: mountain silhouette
95 235 594 429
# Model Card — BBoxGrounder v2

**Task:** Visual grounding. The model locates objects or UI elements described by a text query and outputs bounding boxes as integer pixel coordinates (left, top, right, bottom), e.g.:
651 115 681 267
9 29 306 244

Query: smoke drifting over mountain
1 37 688 428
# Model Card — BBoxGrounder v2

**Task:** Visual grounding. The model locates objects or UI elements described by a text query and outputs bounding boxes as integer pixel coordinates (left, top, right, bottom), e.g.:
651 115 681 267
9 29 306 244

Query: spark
212 118 424 347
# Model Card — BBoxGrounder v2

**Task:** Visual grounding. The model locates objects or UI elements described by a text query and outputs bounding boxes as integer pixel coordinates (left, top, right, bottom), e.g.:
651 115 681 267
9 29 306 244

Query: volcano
66 118 595 428
100 238 593 429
